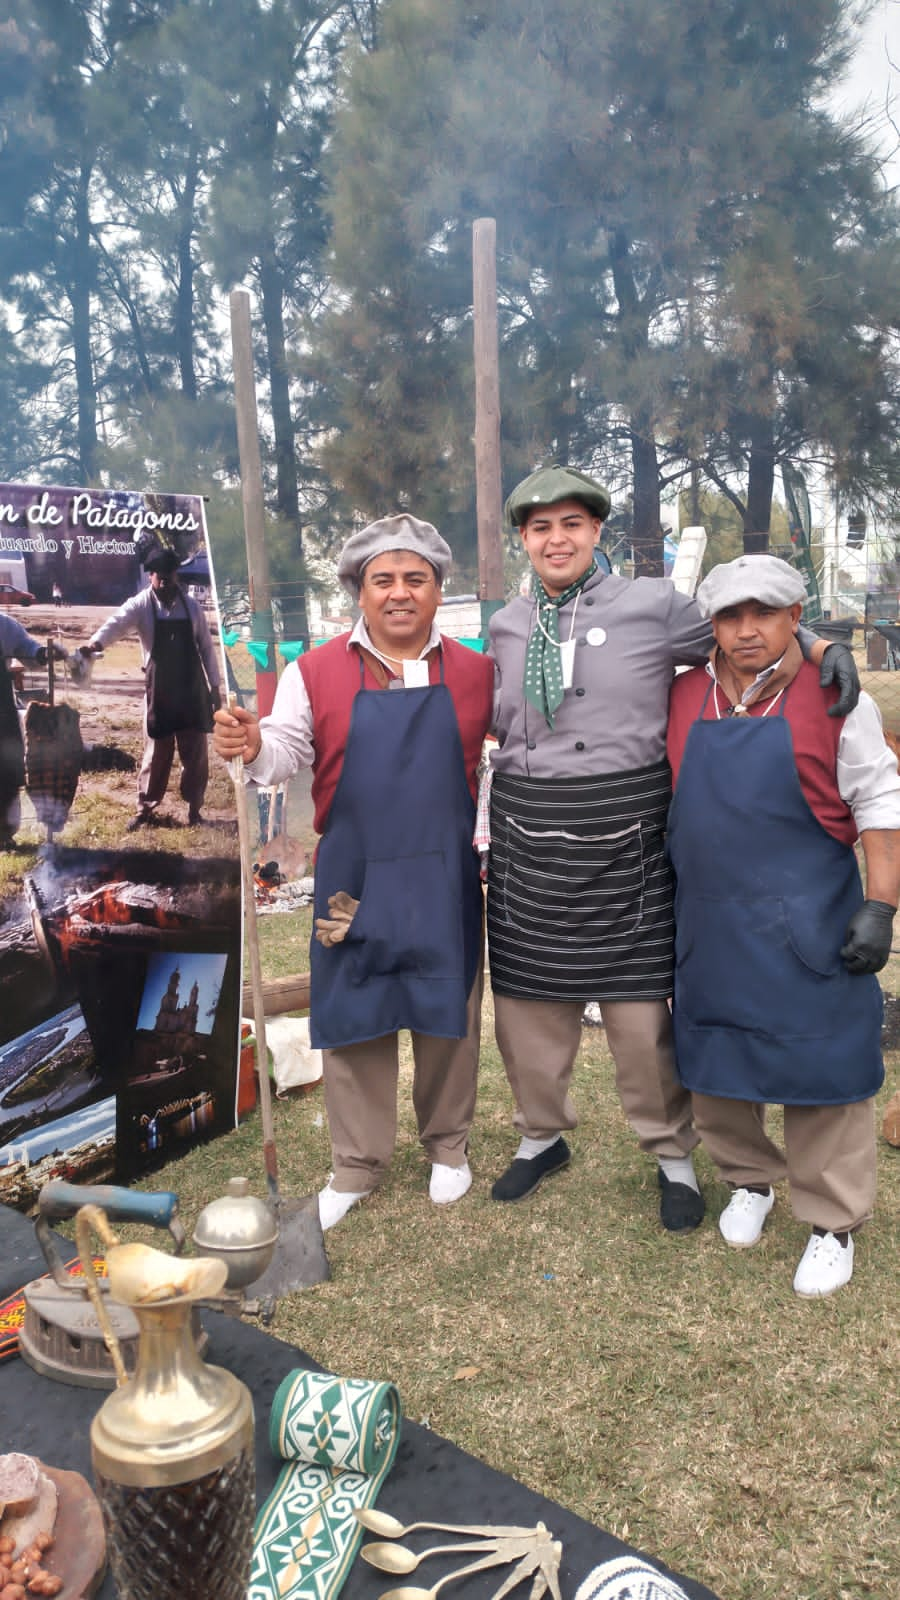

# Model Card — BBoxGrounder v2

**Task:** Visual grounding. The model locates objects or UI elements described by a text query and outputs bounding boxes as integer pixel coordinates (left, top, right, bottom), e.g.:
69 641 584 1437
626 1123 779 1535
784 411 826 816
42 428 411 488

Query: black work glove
820 642 860 718
840 900 895 974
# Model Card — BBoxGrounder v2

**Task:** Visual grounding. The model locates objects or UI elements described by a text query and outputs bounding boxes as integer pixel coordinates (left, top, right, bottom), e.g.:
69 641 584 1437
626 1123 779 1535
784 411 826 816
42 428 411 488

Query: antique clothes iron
19 1181 188 1388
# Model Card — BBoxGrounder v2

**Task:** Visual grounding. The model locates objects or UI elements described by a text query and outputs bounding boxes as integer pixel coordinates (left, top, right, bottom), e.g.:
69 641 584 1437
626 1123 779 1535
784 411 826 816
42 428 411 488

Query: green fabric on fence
247 639 273 669
279 640 306 661
250 1368 402 1600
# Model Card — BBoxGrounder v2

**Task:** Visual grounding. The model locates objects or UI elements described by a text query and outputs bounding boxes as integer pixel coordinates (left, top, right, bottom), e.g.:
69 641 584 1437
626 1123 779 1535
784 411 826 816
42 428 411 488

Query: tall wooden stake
473 218 505 636
230 289 278 719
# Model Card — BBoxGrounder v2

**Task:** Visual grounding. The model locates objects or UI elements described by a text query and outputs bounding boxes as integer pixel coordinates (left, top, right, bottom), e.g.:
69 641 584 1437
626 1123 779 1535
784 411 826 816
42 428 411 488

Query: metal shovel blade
250 1193 330 1296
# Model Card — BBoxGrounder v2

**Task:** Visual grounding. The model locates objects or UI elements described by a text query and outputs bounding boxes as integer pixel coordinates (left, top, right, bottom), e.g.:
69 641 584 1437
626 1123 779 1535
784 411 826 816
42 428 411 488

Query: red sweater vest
299 634 494 835
667 661 856 847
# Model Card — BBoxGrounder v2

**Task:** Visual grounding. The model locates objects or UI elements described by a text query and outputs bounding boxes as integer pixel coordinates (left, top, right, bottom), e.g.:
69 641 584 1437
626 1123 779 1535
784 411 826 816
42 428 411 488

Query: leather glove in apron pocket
346 853 459 984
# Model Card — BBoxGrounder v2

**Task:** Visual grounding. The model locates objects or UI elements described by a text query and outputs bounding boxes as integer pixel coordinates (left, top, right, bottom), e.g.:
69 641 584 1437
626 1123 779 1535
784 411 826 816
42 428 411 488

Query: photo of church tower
155 965 201 1050
120 950 235 1170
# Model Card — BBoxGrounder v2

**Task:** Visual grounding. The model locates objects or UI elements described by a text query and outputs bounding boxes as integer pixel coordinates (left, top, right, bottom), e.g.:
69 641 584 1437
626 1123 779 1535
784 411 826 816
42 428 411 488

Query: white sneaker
718 1186 775 1247
318 1177 368 1231
793 1231 854 1298
429 1160 472 1205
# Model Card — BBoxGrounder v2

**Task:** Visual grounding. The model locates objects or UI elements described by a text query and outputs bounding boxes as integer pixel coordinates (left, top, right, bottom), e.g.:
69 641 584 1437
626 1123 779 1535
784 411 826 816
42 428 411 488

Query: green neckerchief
524 560 597 727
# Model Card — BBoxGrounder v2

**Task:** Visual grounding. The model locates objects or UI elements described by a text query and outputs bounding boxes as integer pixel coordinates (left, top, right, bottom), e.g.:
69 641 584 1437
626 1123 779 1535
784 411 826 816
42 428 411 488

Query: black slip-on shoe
491 1136 571 1202
657 1168 706 1232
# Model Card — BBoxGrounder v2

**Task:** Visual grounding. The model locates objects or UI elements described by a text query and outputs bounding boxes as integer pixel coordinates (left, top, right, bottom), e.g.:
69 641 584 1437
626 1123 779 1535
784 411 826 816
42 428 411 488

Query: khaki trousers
691 1094 876 1233
492 995 697 1158
138 721 209 814
325 961 484 1194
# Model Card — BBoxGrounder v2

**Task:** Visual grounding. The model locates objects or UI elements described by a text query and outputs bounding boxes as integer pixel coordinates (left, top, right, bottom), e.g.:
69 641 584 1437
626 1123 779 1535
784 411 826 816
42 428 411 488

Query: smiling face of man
358 549 442 659
519 498 600 596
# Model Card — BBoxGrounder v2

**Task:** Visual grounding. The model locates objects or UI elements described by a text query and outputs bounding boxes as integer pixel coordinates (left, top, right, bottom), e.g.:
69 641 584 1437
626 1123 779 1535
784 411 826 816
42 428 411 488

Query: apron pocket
347 852 459 983
783 892 850 977
501 816 646 942
676 894 840 1036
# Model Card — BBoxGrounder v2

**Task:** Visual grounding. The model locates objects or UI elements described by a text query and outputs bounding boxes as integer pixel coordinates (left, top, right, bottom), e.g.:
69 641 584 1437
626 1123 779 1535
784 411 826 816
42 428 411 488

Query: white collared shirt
243 618 444 787
703 658 900 831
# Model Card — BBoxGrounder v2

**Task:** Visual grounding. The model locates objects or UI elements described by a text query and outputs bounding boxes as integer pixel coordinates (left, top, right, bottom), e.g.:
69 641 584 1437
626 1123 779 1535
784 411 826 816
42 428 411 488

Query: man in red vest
667 554 900 1296
214 516 493 1229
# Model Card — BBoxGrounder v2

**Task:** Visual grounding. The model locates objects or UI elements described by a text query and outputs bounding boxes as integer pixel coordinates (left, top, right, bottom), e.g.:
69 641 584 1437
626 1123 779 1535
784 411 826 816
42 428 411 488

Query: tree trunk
175 141 199 401
259 252 310 647
631 421 663 577
71 162 98 481
609 229 663 576
743 405 775 553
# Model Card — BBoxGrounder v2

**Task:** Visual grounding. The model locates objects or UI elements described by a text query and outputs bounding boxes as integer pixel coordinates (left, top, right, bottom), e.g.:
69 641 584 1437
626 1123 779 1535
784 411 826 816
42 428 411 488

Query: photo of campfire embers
0 847 241 1207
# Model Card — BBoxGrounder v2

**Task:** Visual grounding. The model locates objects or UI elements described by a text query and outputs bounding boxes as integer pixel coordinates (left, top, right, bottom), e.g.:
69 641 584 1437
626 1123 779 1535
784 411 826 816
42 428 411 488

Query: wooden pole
230 289 278 719
472 219 505 636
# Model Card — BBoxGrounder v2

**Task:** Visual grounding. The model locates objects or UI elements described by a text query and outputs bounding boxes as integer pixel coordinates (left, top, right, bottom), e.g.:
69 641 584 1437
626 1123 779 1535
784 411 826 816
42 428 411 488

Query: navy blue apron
666 683 883 1105
145 593 213 739
308 659 482 1051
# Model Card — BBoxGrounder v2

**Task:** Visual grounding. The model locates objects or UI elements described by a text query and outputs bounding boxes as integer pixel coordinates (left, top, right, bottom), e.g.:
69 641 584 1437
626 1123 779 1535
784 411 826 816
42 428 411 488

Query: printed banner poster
0 483 241 1209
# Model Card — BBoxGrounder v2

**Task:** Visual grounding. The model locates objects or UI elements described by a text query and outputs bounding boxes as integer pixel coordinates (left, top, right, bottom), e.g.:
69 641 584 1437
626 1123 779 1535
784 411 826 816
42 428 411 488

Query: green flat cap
505 465 611 527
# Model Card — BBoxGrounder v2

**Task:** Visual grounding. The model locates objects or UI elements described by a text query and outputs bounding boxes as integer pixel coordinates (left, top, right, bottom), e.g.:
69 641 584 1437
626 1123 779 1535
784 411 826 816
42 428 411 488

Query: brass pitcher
77 1205 255 1600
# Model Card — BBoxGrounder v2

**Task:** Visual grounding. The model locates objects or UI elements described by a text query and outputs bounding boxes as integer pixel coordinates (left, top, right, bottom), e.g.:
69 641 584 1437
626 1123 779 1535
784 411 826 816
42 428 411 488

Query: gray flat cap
696 554 808 618
337 514 451 594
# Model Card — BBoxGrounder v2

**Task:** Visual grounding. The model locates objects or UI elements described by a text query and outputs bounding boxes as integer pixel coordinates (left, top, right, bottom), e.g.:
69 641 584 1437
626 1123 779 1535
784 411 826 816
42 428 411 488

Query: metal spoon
376 1548 522 1600
354 1509 534 1540
362 1541 500 1574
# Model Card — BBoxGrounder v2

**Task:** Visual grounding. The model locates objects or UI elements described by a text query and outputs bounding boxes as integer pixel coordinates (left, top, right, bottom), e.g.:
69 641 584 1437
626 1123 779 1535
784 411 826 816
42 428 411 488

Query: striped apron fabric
487 760 675 1001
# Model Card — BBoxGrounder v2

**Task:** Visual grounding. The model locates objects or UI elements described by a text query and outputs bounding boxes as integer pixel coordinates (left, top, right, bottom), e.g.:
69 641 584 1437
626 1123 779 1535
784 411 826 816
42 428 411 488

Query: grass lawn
64 637 898 1597
134 903 900 1600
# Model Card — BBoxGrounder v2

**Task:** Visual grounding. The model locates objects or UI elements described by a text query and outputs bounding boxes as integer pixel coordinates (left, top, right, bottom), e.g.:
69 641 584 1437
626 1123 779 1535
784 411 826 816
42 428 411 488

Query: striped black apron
486 759 675 1001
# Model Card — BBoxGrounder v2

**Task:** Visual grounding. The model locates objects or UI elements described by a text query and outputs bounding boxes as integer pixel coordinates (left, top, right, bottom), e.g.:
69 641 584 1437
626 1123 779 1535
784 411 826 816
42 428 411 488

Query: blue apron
308 660 482 1050
666 684 883 1104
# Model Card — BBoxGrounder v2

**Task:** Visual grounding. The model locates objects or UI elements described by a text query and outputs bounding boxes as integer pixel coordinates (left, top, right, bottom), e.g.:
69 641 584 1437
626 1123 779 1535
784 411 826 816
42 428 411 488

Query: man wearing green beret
485 465 861 1231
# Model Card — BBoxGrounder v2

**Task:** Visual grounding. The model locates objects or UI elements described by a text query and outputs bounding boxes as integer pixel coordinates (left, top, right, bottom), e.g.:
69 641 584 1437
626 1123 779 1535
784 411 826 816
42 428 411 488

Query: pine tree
313 0 900 572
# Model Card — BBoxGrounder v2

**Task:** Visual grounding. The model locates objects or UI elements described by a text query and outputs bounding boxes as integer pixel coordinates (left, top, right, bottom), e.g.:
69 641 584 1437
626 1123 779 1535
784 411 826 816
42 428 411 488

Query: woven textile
0 1258 107 1363
575 1555 690 1600
250 1368 401 1600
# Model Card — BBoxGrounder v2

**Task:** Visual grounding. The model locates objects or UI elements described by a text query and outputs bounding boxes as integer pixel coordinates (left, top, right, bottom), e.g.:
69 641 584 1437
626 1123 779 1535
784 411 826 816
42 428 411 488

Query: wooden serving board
35 1463 106 1600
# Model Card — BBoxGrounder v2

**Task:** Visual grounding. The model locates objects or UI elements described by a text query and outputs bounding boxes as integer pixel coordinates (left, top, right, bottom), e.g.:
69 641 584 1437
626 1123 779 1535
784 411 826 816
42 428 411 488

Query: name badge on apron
402 659 430 688
560 638 576 689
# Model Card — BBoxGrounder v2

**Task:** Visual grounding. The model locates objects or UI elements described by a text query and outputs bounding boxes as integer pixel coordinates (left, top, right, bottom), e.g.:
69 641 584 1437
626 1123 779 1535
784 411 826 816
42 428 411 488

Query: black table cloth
0 1205 719 1599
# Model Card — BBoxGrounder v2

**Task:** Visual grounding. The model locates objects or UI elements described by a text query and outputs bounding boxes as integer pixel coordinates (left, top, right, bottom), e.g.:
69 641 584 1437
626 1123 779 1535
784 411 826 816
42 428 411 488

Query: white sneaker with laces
718 1186 775 1247
318 1177 368 1231
429 1160 472 1205
793 1231 854 1298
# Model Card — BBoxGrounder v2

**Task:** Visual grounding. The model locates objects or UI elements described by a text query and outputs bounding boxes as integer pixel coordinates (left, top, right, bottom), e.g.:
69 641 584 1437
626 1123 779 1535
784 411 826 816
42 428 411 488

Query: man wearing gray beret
214 514 494 1228
667 553 900 1295
485 466 861 1235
